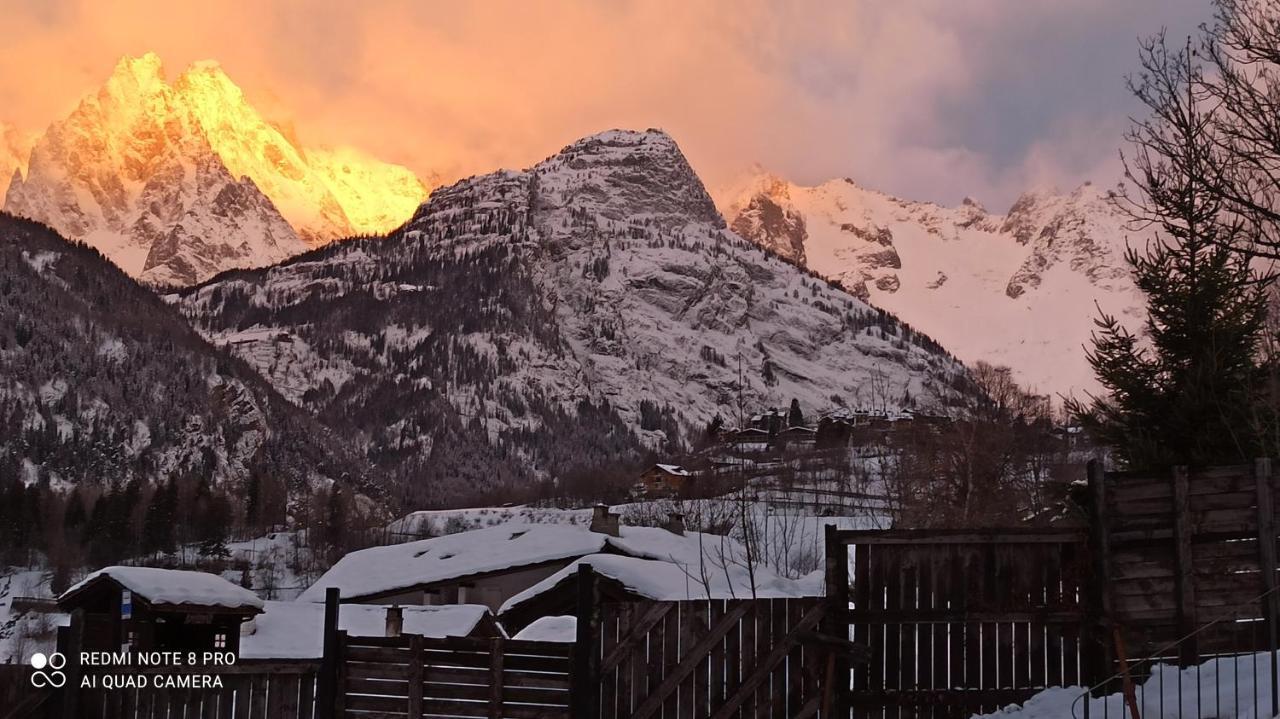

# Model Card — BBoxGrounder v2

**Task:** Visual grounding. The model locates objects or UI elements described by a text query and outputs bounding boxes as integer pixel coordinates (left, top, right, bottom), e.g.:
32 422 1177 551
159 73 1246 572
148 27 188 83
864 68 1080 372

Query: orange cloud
0 0 1204 208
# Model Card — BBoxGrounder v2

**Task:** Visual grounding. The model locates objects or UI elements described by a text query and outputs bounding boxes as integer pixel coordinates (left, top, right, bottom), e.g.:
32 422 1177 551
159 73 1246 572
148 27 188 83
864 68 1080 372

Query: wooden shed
57 566 264 655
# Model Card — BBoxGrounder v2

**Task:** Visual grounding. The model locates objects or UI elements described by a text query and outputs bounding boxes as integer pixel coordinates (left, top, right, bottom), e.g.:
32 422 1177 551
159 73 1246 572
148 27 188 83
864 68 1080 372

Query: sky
0 0 1208 210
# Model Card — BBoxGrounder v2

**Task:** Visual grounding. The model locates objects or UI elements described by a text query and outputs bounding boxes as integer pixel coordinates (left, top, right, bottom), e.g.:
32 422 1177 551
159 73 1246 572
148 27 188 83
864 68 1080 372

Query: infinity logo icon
29 652 67 688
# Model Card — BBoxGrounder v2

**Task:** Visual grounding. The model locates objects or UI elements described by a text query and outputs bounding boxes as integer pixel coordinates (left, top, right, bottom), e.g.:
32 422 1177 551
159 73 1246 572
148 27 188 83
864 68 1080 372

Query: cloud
0 0 1205 209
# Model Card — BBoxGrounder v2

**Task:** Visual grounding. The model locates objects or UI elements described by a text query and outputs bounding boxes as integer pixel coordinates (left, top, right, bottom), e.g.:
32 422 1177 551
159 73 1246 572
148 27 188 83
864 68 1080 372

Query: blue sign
121 590 132 620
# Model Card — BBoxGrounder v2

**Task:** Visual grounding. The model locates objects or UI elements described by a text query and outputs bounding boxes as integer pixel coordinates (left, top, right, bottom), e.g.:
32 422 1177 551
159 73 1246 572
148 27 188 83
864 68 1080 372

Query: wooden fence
584 597 841 719
1090 459 1280 663
832 528 1093 719
74 661 321 719
338 633 573 718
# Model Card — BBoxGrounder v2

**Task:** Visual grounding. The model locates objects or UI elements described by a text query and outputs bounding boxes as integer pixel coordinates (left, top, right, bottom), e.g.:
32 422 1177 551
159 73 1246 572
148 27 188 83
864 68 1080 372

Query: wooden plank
737 598 752 716
628 601 753 719
917 552 935 704
724 599 742 709
710 600 727 710
833 529 1084 545
665 598 686 716
614 604 632 718
786 599 805 717
1172 465 1199 666
571 564 600 719
770 598 787 718
1256 457 1279 719
601 605 619 719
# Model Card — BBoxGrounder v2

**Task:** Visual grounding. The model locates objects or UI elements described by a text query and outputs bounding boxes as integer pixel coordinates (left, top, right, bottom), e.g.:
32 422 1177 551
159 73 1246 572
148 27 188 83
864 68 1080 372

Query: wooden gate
338 633 573 718
834 529 1092 719
585 597 840 719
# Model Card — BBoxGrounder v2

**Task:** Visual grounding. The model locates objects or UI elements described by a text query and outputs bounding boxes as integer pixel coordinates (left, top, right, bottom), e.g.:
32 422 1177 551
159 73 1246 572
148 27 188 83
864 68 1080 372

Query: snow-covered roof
653 463 691 476
501 554 811 614
512 615 576 643
298 524 610 601
61 566 264 612
240 601 489 659
300 519 779 603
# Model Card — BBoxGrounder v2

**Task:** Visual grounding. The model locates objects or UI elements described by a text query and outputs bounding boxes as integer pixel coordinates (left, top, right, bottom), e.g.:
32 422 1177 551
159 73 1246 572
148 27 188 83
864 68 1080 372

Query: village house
57 566 264 654
636 463 694 496
299 507 797 620
498 545 815 634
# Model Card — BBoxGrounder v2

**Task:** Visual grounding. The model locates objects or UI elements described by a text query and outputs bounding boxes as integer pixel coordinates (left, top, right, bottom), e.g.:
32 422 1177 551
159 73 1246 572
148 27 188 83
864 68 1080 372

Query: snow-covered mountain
0 122 32 201
0 212 374 505
720 172 1145 398
3 53 432 285
176 129 974 503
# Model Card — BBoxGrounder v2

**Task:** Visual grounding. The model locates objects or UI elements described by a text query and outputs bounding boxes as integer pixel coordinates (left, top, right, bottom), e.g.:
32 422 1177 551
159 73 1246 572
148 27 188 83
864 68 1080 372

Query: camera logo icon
29 652 67 688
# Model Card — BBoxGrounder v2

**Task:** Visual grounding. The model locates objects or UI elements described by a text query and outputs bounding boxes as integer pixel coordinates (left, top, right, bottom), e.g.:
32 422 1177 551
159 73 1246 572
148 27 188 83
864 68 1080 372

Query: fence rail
339 633 573 719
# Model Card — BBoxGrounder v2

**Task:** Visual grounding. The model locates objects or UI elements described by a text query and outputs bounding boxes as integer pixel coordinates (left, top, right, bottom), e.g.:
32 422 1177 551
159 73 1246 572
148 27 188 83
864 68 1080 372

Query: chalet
775 425 817 448
58 566 263 654
637 463 694 496
299 507 746 613
725 427 771 452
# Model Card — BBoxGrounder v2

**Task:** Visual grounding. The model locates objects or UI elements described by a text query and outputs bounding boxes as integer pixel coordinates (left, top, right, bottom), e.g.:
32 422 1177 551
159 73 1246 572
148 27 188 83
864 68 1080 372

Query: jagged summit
721 169 1142 397
2 52 435 285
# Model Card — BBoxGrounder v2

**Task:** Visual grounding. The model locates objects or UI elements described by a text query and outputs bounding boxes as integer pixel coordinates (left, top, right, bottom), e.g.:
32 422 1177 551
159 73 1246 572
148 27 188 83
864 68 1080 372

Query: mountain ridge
720 170 1145 397
175 128 975 503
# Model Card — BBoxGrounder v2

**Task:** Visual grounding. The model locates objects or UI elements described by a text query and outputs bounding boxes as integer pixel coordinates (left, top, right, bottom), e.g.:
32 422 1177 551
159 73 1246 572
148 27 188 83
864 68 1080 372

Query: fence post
571 564 600 719
1085 459 1113 696
57 608 84 719
823 523 851 717
489 636 505 719
1254 457 1278 717
1171 465 1199 666
316 588 341 719
407 634 423 719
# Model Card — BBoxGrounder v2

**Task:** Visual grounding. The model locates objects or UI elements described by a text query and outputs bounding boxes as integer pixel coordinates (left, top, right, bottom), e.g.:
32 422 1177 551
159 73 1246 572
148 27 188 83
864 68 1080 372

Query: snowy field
975 653 1280 719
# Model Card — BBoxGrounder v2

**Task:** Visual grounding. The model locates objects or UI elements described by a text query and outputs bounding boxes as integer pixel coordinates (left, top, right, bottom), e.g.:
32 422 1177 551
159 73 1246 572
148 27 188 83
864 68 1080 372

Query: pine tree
788 398 805 428
1069 35 1270 469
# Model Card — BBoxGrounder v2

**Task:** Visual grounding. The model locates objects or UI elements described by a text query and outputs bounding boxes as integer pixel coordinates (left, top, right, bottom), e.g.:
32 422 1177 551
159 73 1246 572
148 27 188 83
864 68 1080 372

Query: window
214 633 227 649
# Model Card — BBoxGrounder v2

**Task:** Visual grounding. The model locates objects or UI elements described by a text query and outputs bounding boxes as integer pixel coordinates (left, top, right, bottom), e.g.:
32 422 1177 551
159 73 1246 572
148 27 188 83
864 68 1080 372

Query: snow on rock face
179 129 972 500
3 53 430 286
721 173 1144 398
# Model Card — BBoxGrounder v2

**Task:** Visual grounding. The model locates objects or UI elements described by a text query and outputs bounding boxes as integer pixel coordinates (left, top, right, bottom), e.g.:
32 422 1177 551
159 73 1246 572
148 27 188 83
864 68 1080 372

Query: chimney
664 513 686 536
385 605 403 638
590 504 621 537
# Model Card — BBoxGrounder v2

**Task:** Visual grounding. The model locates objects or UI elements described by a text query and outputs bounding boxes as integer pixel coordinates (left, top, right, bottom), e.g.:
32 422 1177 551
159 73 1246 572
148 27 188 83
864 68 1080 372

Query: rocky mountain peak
2 52 434 285
721 171 1142 396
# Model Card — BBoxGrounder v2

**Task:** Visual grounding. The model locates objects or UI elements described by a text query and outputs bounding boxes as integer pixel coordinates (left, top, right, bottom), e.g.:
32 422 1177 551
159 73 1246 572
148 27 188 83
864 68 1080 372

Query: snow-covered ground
974 653 1279 719
0 569 64 664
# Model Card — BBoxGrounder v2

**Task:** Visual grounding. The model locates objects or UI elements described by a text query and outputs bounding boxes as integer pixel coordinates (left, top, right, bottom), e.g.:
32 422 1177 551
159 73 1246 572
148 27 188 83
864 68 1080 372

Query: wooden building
57 566 264 654
636 463 693 495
